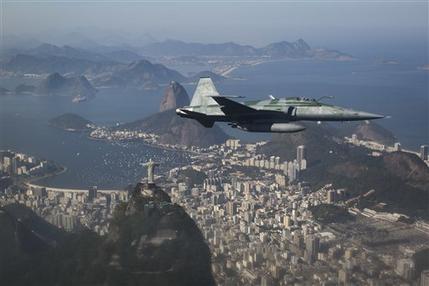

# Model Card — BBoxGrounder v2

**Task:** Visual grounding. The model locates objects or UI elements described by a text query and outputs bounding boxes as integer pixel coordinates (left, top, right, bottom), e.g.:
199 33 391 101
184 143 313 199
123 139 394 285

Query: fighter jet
176 77 384 133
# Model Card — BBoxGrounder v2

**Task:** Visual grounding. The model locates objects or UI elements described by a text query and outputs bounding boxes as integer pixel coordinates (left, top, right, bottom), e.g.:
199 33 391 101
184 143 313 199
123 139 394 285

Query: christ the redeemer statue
143 159 159 184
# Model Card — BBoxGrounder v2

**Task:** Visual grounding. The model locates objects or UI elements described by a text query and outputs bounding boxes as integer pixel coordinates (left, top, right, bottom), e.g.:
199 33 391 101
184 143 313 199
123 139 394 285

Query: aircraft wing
210 96 256 115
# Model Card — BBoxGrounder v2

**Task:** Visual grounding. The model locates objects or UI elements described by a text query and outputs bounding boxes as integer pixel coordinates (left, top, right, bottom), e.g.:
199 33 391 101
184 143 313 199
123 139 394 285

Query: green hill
49 113 92 131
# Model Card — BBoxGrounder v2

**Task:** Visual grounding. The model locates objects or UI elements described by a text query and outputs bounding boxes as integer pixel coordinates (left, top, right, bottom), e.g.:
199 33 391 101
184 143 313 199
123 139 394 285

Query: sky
2 0 428 55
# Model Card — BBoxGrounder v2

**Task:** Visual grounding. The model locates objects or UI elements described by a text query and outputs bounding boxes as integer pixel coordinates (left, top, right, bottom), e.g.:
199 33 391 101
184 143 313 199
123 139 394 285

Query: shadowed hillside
0 184 214 286
259 123 429 218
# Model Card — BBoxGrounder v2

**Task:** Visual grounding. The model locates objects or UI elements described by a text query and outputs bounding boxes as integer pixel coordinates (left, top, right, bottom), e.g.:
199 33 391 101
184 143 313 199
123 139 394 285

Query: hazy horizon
3 1 428 59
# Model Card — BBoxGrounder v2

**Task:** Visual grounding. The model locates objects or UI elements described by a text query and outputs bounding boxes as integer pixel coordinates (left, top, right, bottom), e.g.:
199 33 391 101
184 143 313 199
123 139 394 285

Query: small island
418 64 429 71
49 113 94 132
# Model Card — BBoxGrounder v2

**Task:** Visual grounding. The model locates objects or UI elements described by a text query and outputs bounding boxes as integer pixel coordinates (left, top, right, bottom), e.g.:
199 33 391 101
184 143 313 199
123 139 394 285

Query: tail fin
190 77 220 107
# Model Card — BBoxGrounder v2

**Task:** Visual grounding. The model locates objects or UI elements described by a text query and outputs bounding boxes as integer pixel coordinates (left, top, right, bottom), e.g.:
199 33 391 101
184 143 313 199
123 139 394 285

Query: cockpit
286 97 318 102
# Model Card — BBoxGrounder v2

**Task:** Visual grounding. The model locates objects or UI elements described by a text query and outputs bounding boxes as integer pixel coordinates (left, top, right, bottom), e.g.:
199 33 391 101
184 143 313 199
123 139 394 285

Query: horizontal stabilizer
176 108 214 128
176 108 205 117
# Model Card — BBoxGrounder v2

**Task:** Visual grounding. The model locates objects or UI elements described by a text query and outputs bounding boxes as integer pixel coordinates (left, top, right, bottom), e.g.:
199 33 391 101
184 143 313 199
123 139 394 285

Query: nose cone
354 111 385 120
340 107 385 121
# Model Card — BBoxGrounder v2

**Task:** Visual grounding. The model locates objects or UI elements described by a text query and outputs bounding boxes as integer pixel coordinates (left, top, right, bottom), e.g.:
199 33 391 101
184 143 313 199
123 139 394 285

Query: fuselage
178 97 384 123
176 77 384 133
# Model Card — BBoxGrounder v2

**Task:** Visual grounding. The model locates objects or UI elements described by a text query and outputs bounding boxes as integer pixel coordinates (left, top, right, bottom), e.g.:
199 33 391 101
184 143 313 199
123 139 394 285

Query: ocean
0 88 190 189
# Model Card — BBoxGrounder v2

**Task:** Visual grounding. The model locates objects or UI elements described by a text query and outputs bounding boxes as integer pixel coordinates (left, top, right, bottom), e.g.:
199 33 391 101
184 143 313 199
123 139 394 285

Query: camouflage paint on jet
176 77 384 133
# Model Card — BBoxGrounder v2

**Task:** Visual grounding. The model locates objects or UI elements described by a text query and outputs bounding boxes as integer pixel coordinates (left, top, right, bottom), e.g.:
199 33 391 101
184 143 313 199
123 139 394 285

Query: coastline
86 134 202 155
26 164 68 184
218 56 355 78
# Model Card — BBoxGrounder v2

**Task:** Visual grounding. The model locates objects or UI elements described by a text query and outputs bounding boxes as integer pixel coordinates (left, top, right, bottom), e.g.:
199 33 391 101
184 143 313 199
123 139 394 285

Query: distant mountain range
92 59 186 89
141 39 353 60
0 39 353 91
28 43 112 62
142 39 258 57
1 45 188 89
18 42 144 64
1 38 352 75
4 53 107 75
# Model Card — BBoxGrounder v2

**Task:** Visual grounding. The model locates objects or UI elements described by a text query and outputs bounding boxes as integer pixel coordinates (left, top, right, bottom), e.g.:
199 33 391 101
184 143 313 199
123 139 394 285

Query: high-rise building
327 190 336 204
20 165 27 175
305 235 320 264
287 161 299 182
344 248 355 260
231 177 238 190
226 201 237 216
338 269 349 285
420 145 428 161
11 157 18 175
3 157 11 173
297 145 306 170
275 174 287 187
61 214 77 232
264 160 270 169
225 139 241 150
283 215 292 229
396 258 415 280
260 274 274 286
88 186 98 202
421 269 429 286
300 159 307 170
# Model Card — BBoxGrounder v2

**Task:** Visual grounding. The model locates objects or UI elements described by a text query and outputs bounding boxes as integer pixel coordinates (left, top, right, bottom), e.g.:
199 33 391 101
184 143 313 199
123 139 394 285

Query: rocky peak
36 73 97 99
34 43 61 53
159 81 190 112
262 39 312 58
45 72 67 88
294 38 311 50
127 59 154 71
